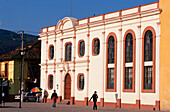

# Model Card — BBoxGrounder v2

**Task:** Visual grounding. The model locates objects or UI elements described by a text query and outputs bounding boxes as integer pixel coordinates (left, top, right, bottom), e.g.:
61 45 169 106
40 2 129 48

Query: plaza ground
0 102 167 112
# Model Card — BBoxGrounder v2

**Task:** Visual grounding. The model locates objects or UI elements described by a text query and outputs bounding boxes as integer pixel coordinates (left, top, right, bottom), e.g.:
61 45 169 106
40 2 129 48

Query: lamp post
19 30 24 108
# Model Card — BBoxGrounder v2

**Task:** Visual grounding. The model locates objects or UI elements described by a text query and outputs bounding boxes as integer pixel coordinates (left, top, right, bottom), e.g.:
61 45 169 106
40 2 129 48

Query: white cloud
0 21 2 26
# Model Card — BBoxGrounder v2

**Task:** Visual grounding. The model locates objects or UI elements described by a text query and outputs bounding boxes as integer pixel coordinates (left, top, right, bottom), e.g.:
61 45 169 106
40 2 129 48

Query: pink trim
77 40 85 58
105 32 117 92
123 29 136 92
48 44 54 60
141 26 156 93
77 73 84 91
70 97 75 105
92 38 100 56
48 74 53 90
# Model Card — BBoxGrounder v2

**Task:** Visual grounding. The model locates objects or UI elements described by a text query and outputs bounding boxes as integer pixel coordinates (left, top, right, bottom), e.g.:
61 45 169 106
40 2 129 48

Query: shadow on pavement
0 106 18 108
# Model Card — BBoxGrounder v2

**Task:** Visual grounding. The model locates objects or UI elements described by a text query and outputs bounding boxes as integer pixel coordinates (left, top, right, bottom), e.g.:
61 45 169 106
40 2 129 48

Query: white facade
39 2 161 110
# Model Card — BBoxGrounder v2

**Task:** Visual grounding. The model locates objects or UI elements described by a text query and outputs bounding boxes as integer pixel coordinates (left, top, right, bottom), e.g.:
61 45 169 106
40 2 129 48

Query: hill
0 29 38 55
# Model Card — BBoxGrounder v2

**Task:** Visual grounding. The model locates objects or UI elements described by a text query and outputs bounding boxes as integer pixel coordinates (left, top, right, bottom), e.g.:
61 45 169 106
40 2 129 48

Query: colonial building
39 2 161 110
159 0 170 111
0 40 41 101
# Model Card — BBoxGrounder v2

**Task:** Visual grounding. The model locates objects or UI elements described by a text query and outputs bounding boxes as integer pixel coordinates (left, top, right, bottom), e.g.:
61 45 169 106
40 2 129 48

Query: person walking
43 89 48 103
89 91 98 110
51 90 58 107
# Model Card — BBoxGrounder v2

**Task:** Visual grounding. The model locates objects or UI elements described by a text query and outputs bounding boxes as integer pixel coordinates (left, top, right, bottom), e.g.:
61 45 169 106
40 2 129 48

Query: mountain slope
0 29 38 55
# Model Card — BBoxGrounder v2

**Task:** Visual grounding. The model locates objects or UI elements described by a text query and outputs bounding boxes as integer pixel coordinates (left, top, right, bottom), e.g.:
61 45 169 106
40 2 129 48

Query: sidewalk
0 102 166 112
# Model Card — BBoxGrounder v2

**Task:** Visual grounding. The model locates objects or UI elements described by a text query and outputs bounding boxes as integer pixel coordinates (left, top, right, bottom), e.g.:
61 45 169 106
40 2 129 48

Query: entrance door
64 73 71 100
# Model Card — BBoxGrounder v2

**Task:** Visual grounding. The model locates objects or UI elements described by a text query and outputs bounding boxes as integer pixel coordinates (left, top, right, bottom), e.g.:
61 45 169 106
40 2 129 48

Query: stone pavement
0 102 167 112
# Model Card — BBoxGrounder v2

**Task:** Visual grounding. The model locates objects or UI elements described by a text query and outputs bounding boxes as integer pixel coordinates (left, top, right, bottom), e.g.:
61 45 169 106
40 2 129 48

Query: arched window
142 29 155 92
93 38 100 55
125 33 133 63
48 75 53 90
65 43 72 61
49 45 54 60
108 36 115 64
144 30 153 61
78 40 85 57
123 31 135 92
77 74 84 90
106 33 117 92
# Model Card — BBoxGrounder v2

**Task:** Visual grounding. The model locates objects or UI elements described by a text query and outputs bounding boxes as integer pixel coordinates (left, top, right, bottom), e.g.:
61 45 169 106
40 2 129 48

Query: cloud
0 21 2 26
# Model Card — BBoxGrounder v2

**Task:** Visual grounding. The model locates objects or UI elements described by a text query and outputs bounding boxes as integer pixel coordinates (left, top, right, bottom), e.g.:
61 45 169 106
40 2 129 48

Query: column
100 31 105 107
60 39 63 62
58 70 63 102
155 22 160 111
54 37 57 90
70 70 75 105
45 36 48 91
85 33 90 105
117 28 122 108
136 25 141 108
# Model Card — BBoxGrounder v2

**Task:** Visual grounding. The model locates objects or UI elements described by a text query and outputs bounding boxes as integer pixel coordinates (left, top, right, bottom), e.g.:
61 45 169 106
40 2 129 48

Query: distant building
39 2 162 111
0 40 41 101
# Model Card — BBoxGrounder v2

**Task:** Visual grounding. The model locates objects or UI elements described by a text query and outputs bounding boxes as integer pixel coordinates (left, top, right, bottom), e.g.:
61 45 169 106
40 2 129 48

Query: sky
0 0 159 35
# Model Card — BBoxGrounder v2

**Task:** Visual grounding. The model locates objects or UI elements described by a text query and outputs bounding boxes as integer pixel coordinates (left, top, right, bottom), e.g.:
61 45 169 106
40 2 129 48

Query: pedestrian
89 91 98 110
43 89 48 103
51 90 58 107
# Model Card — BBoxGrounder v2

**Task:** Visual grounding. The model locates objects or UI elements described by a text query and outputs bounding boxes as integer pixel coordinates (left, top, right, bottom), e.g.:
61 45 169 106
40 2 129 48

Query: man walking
89 91 98 110
51 90 58 107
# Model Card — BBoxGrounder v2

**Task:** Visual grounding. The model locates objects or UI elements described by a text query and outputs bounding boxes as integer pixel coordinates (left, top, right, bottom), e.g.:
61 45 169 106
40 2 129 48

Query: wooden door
64 74 71 100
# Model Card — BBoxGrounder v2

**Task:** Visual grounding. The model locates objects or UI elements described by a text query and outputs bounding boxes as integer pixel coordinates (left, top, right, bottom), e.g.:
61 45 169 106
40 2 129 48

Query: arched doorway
64 73 71 100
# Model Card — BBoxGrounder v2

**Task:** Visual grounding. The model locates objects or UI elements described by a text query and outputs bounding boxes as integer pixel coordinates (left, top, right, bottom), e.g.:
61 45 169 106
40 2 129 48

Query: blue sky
0 0 158 35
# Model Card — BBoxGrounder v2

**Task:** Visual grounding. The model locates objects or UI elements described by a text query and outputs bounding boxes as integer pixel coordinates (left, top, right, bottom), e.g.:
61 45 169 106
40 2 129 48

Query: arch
48 44 54 60
48 74 53 90
92 38 100 56
105 32 117 92
77 73 84 91
64 73 71 100
123 29 136 92
56 17 77 30
65 42 72 61
141 26 156 93
78 40 85 58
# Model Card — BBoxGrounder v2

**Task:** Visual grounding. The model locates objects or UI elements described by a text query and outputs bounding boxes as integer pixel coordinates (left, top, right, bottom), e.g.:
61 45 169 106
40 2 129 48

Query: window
78 40 85 57
93 38 100 55
106 33 117 92
125 67 133 89
0 63 1 77
48 75 53 90
144 66 153 89
77 74 84 90
123 30 135 92
49 45 54 60
144 30 153 61
142 27 155 93
65 43 72 61
107 68 114 89
5 63 8 78
108 36 115 64
125 33 133 63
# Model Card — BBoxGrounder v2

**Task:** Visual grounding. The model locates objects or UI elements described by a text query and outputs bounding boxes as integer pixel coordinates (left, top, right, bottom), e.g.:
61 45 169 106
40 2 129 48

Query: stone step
57 100 70 105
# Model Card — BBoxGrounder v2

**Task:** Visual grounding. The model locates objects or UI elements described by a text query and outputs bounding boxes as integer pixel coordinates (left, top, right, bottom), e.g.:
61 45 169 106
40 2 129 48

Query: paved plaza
0 102 166 112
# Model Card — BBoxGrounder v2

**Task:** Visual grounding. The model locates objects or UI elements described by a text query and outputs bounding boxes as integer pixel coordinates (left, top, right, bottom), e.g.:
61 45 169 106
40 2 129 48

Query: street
0 102 166 112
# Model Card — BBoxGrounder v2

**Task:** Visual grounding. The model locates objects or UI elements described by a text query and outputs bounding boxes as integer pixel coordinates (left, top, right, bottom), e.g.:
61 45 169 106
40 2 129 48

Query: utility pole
19 31 24 108
70 0 72 17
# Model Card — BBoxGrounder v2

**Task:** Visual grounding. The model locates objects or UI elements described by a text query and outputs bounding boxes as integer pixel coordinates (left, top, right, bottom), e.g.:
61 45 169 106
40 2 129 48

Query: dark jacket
89 93 98 102
51 93 58 99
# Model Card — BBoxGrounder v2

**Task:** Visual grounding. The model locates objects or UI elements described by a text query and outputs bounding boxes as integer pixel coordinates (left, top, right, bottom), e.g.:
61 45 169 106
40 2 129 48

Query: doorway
64 73 71 100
